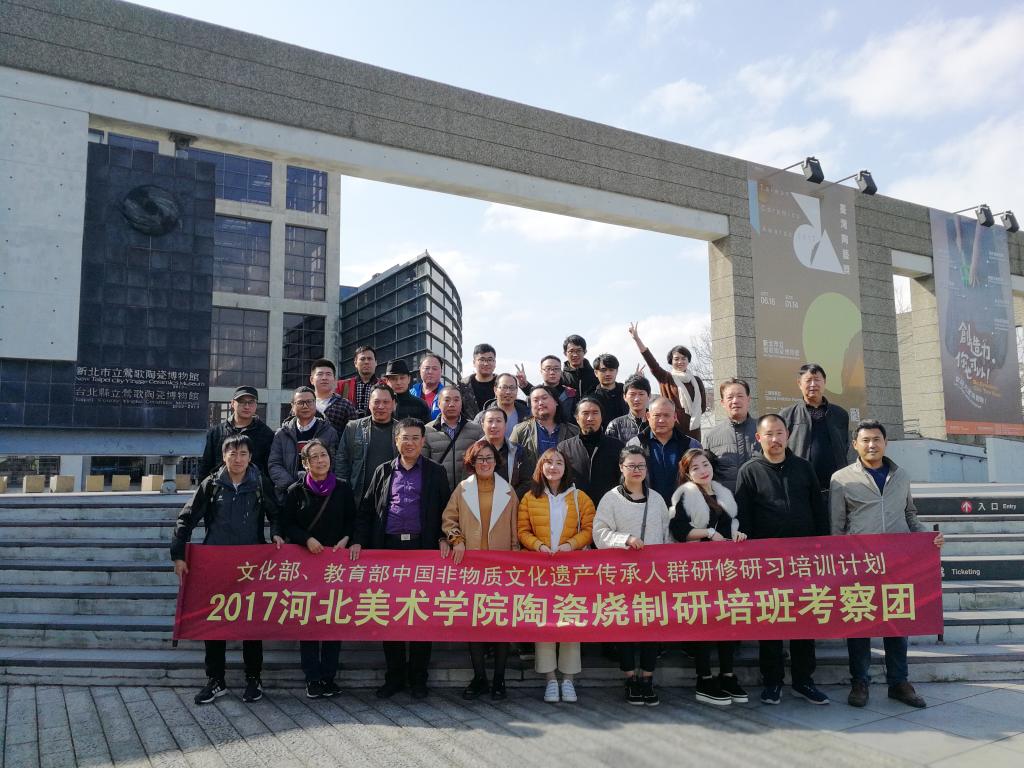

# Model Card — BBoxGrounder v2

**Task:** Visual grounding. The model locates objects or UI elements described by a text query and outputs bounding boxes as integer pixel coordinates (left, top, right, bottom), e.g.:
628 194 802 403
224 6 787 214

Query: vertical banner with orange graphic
930 209 1024 436
748 165 866 417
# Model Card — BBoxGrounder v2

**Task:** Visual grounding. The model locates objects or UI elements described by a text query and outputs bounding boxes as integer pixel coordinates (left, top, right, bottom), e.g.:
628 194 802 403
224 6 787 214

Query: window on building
281 314 325 389
284 226 327 301
179 147 272 205
108 133 160 154
88 129 104 143
213 216 271 296
286 165 328 214
210 308 268 388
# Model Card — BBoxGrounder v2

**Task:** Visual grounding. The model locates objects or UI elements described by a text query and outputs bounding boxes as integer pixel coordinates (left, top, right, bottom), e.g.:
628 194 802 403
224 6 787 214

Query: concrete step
0 540 171 561
942 580 1024 611
942 555 1024 581
928 609 1024 644
0 521 178 540
1 641 1021 687
0 559 175 586
941 533 1024 556
0 506 181 523
0 584 179 615
922 515 1024 534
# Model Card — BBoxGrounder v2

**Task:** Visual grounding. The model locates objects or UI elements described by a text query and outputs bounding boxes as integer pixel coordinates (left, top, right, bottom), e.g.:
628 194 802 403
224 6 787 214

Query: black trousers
382 533 432 686
619 642 658 673
469 642 508 683
204 640 262 681
693 641 736 677
759 639 816 686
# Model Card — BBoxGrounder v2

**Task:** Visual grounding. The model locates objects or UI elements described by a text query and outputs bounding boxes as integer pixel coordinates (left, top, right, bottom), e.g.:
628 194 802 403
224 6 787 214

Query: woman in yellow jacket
517 448 595 703
443 439 520 701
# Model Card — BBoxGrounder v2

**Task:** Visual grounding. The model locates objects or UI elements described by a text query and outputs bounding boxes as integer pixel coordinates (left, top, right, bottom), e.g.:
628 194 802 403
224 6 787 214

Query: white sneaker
560 679 578 703
543 679 560 703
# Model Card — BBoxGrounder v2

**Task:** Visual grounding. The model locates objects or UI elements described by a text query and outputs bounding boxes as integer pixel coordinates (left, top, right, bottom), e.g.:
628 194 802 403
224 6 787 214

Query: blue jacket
409 380 445 420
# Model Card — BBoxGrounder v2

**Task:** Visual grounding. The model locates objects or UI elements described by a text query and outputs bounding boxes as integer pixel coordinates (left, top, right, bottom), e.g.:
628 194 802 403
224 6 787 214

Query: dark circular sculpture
120 185 181 236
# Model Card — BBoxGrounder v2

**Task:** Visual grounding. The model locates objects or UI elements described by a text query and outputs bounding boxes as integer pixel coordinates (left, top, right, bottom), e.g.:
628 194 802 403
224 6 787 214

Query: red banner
173 533 942 642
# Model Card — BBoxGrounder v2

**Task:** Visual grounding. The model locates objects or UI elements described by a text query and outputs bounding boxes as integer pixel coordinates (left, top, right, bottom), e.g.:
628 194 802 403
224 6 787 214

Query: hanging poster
930 209 1023 435
749 166 866 418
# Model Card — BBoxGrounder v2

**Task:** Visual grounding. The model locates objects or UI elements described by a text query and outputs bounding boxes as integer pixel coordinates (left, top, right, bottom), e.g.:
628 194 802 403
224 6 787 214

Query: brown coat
641 348 707 441
442 474 520 551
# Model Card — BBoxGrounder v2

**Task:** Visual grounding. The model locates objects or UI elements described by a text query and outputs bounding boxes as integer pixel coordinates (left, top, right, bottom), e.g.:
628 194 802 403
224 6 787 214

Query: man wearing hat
197 386 275 481
384 360 432 422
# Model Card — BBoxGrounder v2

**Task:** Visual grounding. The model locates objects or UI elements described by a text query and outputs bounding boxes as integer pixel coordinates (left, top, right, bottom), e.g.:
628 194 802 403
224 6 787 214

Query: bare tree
685 322 715 429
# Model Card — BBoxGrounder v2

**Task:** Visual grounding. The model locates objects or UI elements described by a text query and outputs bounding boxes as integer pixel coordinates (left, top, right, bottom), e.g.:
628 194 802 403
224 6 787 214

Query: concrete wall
0 96 86 360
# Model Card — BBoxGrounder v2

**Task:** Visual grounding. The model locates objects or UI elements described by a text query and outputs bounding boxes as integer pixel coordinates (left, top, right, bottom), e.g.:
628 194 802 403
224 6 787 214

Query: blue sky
136 0 1024 381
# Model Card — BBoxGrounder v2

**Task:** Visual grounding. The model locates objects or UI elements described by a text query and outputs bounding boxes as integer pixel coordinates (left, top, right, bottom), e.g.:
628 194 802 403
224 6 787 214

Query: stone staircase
0 488 1021 689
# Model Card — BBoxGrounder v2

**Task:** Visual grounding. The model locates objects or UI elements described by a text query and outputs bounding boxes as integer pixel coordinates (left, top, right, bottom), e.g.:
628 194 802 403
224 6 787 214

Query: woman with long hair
593 445 672 707
670 448 749 706
282 438 357 699
517 449 595 703
442 439 520 700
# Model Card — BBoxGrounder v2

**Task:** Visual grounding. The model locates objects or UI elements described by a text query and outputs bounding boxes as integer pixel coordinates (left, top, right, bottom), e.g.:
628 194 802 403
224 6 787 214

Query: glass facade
286 165 328 214
340 253 462 382
179 147 272 205
108 133 160 154
210 308 269 388
284 225 327 301
207 400 268 428
213 216 271 296
281 313 326 389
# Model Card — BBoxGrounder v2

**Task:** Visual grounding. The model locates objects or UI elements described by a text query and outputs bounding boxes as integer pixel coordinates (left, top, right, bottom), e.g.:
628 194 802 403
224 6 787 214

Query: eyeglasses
475 356 496 363
474 456 496 465
622 464 647 472
496 385 517 392
541 366 561 373
294 399 316 407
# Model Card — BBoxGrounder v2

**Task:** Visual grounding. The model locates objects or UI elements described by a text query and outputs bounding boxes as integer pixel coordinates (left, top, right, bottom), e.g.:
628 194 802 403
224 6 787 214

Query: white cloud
735 57 804 113
885 111 1024 213
714 119 833 168
482 203 637 245
826 11 1024 119
645 0 698 41
819 8 839 32
640 77 712 122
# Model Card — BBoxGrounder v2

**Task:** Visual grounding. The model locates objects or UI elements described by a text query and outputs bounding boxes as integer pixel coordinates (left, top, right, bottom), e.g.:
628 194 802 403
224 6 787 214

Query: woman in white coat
669 448 749 706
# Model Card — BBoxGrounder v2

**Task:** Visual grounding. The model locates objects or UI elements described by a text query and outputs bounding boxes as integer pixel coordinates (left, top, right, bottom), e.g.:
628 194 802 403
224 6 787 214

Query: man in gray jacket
702 377 757 493
422 386 484 490
335 384 397 503
830 419 944 710
268 386 339 503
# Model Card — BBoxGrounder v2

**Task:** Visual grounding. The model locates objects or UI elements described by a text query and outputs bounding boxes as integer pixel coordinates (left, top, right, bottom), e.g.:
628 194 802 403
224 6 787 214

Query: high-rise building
339 251 463 383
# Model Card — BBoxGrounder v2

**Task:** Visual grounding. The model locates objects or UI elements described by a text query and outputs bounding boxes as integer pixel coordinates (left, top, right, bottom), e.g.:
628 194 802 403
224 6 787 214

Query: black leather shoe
410 683 429 699
375 681 405 699
462 677 489 700
490 680 507 701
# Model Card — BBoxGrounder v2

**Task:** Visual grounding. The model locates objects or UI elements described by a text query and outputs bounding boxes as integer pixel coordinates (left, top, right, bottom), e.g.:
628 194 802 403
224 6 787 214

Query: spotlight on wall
766 156 824 184
822 170 877 195
994 210 1020 233
953 204 994 227
169 132 196 151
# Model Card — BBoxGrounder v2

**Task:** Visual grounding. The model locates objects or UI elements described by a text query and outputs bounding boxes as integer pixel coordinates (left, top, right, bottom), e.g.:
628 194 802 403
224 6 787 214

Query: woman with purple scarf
283 438 357 699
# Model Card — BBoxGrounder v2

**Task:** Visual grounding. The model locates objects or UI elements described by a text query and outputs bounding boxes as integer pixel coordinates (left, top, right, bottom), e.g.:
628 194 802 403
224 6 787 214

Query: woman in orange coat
442 439 519 701
517 449 595 703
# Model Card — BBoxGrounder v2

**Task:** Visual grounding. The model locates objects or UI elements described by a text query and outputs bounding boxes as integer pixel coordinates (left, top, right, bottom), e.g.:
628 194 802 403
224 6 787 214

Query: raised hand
514 363 528 387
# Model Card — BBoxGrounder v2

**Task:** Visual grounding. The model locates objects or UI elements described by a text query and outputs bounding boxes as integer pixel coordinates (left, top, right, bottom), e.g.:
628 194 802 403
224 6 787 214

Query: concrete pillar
58 455 87 492
708 222 757 418
856 242 904 437
909 276 947 439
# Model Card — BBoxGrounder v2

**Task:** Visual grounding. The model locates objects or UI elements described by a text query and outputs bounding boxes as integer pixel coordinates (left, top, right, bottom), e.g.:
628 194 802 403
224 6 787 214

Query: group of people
174 327 943 713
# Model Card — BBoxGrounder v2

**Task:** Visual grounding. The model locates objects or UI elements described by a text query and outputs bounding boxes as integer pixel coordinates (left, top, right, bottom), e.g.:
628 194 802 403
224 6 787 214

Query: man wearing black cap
384 360 432 422
197 386 274 481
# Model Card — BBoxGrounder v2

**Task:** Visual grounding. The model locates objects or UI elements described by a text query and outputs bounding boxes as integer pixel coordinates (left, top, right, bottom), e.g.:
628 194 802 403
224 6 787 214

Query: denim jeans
847 636 909 685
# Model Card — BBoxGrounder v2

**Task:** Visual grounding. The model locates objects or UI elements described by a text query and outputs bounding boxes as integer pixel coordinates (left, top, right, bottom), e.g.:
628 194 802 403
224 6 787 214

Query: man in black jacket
171 434 281 706
383 360 432 422
350 418 451 699
590 353 627 425
558 397 624 506
780 363 851 503
560 334 599 396
197 386 274 481
735 414 830 708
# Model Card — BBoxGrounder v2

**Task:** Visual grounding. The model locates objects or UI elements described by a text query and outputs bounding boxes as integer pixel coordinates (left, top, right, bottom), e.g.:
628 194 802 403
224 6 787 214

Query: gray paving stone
90 686 152 766
63 688 112 766
118 688 191 768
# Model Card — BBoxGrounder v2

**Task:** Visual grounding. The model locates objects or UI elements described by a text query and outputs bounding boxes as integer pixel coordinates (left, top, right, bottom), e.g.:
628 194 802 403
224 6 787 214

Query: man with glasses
198 385 275 481
626 395 699 506
269 386 339 503
560 334 598 396
590 353 628 425
337 346 380 416
473 372 529 437
350 418 451 699
309 358 357 435
515 355 577 423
